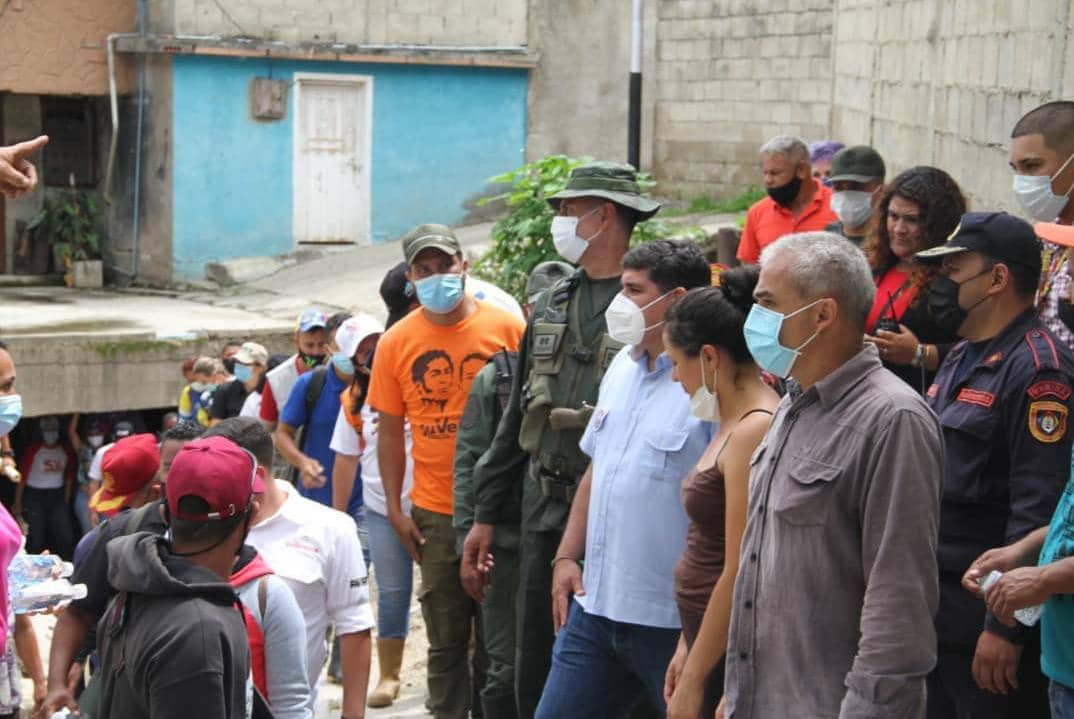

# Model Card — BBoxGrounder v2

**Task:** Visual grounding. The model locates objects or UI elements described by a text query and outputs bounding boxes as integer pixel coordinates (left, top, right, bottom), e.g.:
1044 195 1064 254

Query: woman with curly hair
865 166 967 393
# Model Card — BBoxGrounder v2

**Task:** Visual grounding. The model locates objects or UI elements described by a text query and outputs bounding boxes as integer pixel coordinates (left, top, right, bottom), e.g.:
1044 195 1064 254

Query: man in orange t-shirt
736 134 838 264
368 223 525 718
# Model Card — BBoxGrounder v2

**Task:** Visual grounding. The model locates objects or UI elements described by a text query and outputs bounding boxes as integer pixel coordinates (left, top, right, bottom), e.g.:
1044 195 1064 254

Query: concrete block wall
7 332 294 417
166 0 527 46
652 0 836 201
831 0 1074 213
652 0 1074 212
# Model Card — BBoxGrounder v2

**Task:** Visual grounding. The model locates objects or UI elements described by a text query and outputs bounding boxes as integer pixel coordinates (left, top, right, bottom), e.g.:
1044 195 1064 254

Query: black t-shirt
209 379 249 421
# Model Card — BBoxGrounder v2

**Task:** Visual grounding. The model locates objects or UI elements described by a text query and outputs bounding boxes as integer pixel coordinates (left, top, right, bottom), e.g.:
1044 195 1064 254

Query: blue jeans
365 507 413 639
1052 680 1074 719
535 599 679 719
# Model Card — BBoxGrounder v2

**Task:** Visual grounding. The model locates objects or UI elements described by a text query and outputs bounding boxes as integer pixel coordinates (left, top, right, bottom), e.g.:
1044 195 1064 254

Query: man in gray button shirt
719 232 944 718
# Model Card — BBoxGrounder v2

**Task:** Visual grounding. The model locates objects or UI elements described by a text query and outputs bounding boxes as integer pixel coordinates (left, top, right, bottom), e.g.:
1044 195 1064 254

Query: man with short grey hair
718 232 944 718
736 136 838 264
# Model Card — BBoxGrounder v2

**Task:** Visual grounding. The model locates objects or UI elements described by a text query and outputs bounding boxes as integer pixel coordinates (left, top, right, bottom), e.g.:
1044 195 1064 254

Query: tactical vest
519 271 624 483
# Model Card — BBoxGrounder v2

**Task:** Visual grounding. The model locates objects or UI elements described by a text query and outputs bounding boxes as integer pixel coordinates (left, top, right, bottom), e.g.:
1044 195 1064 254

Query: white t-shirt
87 444 112 482
24 445 69 489
239 390 262 419
247 483 374 686
469 277 524 319
329 404 414 517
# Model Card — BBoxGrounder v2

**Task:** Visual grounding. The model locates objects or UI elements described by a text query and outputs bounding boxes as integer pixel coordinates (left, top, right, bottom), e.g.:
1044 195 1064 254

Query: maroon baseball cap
91 433 161 518
166 436 256 522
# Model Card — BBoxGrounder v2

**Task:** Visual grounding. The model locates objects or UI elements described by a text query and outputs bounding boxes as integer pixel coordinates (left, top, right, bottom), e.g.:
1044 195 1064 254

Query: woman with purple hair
809 140 845 183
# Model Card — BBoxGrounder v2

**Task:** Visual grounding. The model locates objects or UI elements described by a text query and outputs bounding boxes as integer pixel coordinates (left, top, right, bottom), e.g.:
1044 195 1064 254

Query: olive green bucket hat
547 161 661 221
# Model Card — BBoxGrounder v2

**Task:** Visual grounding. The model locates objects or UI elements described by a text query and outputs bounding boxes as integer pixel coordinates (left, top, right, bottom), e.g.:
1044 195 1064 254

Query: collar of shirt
792 343 882 411
770 178 829 219
254 481 306 529
944 307 1039 376
627 345 672 372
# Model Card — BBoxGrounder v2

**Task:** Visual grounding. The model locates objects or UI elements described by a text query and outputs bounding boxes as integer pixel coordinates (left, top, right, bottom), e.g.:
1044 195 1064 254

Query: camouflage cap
402 224 462 264
547 161 661 221
525 261 574 304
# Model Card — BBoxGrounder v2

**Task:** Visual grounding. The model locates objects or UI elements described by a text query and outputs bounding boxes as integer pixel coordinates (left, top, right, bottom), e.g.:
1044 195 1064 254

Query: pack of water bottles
7 553 87 614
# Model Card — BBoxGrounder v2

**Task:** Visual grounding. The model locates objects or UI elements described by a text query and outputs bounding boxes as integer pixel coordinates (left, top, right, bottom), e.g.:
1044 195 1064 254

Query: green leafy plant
473 155 704 301
29 190 104 263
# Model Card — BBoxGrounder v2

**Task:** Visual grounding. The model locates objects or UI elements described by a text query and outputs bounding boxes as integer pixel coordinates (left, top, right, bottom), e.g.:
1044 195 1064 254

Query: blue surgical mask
0 395 22 437
743 300 824 378
233 363 254 383
332 352 356 376
415 273 465 314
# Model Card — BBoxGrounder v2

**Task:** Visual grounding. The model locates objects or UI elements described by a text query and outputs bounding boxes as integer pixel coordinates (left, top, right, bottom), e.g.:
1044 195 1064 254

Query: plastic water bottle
980 570 1043 626
8 554 72 587
12 579 87 614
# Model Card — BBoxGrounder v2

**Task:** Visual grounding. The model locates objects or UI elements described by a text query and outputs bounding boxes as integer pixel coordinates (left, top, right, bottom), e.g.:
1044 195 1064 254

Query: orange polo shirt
736 179 838 263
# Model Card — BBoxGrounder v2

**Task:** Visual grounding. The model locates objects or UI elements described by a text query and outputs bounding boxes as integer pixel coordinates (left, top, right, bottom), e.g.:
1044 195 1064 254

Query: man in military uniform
465 162 660 719
916 212 1074 718
454 261 572 719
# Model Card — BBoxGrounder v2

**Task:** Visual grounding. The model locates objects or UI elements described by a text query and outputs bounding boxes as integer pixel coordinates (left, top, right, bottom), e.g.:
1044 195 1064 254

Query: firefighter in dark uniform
464 162 661 719
916 212 1074 718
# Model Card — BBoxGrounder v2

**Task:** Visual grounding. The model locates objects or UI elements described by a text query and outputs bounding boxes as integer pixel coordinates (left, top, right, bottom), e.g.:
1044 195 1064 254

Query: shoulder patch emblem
1029 400 1068 444
956 388 995 408
1028 380 1072 401
926 383 939 399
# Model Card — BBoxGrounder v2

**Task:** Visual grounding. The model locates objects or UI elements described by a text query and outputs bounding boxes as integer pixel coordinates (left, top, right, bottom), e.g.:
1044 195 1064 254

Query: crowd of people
0 99 1072 719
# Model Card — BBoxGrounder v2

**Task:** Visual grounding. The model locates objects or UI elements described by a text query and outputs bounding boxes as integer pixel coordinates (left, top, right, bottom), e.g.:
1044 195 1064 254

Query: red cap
166 436 256 522
91 434 161 518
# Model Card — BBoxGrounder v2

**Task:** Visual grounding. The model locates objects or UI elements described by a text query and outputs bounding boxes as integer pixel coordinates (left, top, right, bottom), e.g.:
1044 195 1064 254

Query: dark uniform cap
380 261 414 329
525 261 574 304
829 145 886 183
547 161 661 221
916 211 1042 269
402 223 462 264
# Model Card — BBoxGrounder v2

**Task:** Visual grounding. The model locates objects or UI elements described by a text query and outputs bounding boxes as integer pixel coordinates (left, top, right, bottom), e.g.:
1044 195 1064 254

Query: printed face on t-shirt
459 354 487 384
411 350 455 411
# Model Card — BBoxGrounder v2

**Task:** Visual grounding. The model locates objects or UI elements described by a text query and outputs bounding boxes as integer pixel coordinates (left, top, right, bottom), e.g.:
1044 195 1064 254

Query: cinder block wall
653 0 1074 214
167 0 527 46
832 0 1074 213
7 332 294 417
651 0 835 202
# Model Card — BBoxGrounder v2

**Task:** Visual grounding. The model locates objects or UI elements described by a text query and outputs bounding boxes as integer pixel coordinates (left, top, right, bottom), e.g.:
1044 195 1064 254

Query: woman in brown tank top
661 268 779 719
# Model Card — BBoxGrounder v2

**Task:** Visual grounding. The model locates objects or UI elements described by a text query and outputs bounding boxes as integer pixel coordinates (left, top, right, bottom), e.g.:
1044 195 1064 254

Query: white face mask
689 352 719 420
605 290 672 346
830 190 875 229
551 207 601 263
1013 151 1074 222
87 434 104 449
42 431 59 445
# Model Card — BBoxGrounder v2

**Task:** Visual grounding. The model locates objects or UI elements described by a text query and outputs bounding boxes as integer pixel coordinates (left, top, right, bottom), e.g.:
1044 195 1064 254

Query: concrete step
0 273 63 287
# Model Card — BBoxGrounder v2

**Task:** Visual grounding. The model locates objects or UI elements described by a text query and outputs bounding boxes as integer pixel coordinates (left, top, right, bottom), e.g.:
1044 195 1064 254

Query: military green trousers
481 531 520 707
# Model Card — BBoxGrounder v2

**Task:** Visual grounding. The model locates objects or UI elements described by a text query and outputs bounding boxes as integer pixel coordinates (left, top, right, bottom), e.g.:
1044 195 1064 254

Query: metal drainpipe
104 24 146 279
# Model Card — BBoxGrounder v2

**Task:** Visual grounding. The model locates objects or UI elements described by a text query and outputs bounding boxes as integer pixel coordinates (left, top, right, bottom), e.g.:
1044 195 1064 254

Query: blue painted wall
171 55 528 278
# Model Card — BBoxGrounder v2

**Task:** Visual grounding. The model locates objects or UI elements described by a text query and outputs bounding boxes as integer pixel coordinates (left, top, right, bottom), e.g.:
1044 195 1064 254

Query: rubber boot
480 690 518 719
367 637 405 708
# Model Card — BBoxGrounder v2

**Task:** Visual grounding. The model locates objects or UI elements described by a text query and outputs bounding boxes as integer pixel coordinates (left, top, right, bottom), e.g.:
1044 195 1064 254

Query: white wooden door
293 73 372 245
